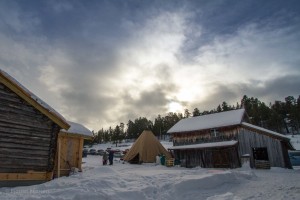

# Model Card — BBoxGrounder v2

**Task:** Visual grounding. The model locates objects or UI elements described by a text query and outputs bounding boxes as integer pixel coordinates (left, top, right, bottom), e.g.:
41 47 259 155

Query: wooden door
212 149 230 168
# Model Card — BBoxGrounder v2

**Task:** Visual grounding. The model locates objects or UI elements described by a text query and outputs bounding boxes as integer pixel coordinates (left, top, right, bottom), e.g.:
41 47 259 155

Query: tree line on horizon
90 95 300 145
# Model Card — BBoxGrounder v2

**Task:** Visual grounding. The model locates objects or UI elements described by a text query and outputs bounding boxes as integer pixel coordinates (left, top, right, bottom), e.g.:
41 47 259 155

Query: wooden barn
54 121 92 178
168 109 294 169
0 69 70 187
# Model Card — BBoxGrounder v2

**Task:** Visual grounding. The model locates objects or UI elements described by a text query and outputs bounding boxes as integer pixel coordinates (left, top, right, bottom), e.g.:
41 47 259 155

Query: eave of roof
169 140 238 150
60 121 93 139
0 69 70 130
241 122 290 140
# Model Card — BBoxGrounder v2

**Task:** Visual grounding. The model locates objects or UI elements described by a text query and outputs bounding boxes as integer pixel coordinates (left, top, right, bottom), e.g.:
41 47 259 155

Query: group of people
102 150 114 165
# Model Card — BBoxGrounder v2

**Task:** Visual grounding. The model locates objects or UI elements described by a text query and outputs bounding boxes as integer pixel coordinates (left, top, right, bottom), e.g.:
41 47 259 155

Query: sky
0 0 299 131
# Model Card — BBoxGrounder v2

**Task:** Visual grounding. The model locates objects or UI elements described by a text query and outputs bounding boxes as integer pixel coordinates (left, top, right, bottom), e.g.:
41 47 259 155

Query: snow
242 122 291 140
167 109 245 133
1 141 300 200
287 134 300 150
169 141 237 150
61 121 93 137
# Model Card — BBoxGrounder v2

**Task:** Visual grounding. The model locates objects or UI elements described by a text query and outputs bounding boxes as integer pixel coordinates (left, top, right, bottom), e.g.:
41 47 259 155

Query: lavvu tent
123 130 171 163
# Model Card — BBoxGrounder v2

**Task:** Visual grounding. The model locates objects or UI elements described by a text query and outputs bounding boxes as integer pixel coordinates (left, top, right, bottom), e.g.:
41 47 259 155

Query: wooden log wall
0 83 60 173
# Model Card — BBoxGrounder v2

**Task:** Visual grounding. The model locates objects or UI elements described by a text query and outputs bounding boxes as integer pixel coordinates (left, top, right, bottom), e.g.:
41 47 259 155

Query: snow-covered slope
287 134 300 150
1 142 299 200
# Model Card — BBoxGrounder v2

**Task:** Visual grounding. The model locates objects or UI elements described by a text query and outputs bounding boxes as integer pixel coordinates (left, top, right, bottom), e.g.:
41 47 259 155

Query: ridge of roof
0 69 70 130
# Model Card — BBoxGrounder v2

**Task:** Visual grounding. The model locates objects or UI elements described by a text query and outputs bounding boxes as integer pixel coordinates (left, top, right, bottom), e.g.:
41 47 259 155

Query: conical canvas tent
123 130 171 163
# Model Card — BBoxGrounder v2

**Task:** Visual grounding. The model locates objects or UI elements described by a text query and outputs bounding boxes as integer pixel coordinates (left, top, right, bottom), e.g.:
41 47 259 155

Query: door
212 149 230 168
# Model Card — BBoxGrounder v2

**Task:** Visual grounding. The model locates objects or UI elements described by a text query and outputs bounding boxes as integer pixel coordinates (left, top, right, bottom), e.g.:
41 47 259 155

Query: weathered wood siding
171 125 291 168
173 145 240 168
172 126 238 146
237 127 286 168
0 83 60 173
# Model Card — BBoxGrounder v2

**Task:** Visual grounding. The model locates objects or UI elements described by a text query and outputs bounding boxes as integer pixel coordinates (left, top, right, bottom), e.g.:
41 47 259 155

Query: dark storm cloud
192 74 300 111
117 78 179 124
1 0 299 130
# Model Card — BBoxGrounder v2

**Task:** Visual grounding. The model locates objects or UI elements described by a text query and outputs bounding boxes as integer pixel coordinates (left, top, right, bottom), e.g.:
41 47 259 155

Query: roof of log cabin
0 69 70 130
61 121 93 139
168 109 246 134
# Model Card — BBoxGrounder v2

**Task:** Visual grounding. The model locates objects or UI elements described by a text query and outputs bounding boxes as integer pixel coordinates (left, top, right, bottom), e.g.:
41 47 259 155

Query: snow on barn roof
167 109 245 133
61 121 93 138
0 69 70 129
169 140 238 150
241 122 290 140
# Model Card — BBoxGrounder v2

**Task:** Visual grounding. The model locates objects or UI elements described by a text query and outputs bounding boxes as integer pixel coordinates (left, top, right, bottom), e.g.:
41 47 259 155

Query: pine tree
192 108 200 117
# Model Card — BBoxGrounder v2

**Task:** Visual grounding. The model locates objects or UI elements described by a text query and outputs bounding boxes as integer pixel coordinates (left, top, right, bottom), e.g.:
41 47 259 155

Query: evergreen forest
91 95 300 145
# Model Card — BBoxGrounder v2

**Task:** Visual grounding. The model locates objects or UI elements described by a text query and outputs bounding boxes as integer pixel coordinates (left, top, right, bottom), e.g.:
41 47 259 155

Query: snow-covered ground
287 134 300 150
1 140 300 200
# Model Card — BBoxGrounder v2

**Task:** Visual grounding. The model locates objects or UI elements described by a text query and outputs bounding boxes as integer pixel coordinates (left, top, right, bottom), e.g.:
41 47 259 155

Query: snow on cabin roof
167 109 245 134
241 122 290 140
0 69 69 129
169 140 238 150
61 121 93 138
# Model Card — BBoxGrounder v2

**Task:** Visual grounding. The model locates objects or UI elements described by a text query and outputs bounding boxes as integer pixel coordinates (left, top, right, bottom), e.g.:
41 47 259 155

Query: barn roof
241 122 290 141
61 121 93 139
167 109 245 133
0 69 70 130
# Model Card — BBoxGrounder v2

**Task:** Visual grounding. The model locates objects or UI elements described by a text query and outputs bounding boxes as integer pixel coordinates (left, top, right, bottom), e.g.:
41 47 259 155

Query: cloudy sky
1 0 299 131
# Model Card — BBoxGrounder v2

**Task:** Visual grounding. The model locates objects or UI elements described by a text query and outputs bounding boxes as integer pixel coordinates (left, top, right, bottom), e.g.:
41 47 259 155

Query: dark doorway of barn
252 147 269 161
252 147 270 169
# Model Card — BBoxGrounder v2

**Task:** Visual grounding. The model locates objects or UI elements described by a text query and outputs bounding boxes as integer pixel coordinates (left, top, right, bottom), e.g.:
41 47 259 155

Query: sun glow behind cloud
1 1 299 131
168 101 183 113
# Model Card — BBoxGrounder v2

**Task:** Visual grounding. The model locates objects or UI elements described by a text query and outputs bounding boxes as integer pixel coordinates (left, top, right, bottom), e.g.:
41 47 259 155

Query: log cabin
168 109 294 169
0 69 70 187
54 121 92 178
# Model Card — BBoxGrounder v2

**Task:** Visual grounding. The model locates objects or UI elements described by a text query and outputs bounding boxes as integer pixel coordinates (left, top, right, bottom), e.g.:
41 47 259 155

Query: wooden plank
0 123 52 138
78 138 84 171
0 130 51 141
0 137 50 147
0 166 47 173
0 142 50 151
0 115 52 130
0 153 48 161
0 158 48 167
57 138 61 178
0 147 49 157
166 158 175 167
0 172 53 181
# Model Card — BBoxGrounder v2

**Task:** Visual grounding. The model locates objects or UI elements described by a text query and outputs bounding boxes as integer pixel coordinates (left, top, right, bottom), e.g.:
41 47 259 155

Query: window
210 129 220 137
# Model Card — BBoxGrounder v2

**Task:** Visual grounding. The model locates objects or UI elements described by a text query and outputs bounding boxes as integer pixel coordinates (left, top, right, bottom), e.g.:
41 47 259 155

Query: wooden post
78 137 84 171
57 137 61 178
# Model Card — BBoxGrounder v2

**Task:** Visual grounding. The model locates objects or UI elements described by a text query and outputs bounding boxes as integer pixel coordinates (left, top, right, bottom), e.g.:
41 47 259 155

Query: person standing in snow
102 151 108 165
108 150 114 165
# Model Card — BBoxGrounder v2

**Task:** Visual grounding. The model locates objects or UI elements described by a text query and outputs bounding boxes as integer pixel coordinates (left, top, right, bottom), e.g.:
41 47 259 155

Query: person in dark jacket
108 150 114 165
